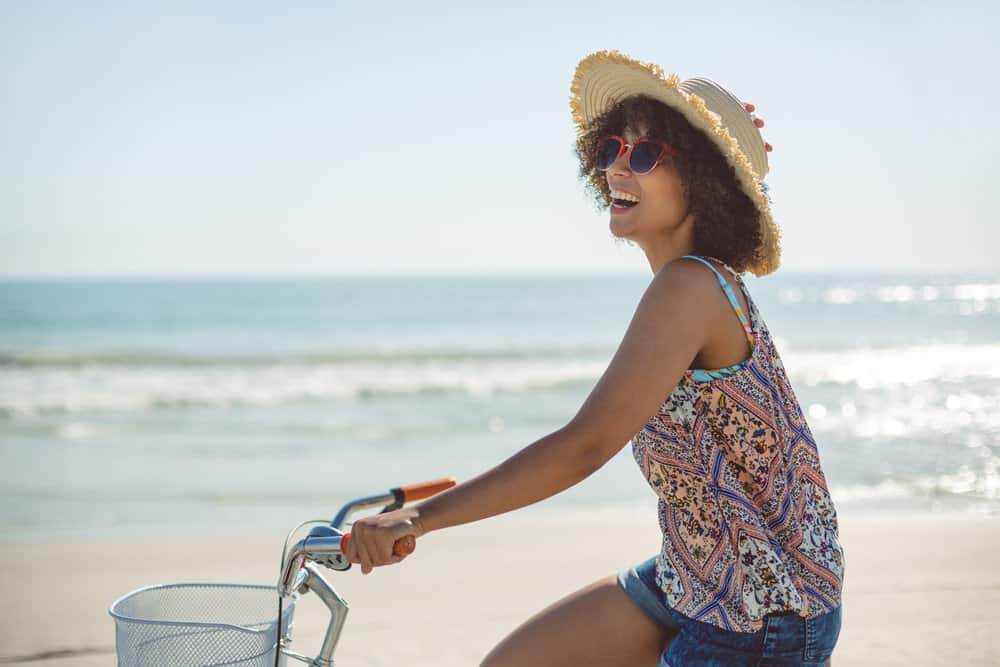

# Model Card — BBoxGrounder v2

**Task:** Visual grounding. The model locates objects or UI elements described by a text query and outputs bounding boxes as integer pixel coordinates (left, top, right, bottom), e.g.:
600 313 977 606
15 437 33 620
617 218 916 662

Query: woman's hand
342 505 426 574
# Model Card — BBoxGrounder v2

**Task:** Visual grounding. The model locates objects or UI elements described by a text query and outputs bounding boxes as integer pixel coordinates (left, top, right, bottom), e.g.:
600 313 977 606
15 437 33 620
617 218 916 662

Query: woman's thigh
480 575 676 667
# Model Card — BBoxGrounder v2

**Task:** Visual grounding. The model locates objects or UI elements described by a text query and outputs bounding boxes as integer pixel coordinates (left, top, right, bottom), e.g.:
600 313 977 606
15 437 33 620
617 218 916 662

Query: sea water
1 272 998 541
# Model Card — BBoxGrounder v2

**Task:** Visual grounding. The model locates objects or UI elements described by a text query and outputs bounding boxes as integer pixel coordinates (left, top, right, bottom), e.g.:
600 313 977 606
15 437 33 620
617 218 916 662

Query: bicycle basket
109 583 295 667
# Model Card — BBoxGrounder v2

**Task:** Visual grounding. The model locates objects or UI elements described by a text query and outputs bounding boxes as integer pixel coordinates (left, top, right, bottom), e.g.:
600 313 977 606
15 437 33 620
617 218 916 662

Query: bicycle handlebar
398 477 456 502
278 476 456 595
274 477 455 665
340 532 415 558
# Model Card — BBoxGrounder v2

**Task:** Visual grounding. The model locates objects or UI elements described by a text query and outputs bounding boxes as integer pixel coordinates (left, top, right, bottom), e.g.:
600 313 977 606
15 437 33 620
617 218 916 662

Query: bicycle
109 477 457 666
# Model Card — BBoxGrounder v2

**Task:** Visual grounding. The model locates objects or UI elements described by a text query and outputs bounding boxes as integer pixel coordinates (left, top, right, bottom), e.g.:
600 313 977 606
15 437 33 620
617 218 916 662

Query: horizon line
1 266 998 282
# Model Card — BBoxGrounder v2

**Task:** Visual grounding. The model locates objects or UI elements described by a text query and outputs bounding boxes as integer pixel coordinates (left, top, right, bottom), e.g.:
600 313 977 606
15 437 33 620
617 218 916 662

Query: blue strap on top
680 255 753 382
680 255 749 327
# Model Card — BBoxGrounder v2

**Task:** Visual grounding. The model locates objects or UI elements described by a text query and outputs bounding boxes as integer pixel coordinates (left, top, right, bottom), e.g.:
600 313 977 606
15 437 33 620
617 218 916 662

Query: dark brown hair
575 95 763 273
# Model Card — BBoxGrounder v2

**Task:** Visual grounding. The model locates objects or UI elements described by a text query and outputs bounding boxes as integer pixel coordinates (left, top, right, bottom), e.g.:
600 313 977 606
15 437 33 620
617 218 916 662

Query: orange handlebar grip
341 532 416 559
399 477 457 502
394 534 416 556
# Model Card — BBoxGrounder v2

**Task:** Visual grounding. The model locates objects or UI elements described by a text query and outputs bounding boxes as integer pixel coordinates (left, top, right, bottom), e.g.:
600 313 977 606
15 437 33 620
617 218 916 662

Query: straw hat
570 50 781 277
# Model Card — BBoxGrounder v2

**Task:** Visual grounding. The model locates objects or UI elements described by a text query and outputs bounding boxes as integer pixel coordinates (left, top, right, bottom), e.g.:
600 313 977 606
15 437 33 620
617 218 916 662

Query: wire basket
109 583 296 667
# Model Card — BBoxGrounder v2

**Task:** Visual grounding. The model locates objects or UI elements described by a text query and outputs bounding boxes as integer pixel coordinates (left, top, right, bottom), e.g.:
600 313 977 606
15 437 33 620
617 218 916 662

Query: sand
1 512 998 666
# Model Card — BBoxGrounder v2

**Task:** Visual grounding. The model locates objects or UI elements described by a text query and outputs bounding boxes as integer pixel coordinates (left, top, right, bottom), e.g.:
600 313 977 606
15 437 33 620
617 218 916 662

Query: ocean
2 271 998 541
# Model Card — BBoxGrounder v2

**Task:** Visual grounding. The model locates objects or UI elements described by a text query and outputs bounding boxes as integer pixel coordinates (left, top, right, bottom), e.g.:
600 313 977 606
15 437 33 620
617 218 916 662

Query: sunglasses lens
630 142 661 174
596 137 622 170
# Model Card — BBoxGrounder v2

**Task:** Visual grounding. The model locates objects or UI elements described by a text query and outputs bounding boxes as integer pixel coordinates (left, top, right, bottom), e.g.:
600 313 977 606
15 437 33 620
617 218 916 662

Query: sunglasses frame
595 135 679 175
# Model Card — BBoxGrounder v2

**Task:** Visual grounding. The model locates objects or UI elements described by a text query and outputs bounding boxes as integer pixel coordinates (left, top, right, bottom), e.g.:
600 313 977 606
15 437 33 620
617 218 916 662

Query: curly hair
575 94 764 274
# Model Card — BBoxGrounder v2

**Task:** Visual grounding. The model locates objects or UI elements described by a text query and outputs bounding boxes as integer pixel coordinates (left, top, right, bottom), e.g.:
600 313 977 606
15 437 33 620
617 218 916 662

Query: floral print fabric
632 256 845 633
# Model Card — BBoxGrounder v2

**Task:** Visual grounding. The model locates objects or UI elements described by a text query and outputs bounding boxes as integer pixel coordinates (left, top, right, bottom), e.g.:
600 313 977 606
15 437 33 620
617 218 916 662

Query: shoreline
1 513 998 666
4 495 997 545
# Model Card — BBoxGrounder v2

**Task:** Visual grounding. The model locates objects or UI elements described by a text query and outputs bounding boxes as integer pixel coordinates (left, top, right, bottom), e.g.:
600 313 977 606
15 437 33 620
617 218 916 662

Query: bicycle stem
279 534 347 595
279 562 349 666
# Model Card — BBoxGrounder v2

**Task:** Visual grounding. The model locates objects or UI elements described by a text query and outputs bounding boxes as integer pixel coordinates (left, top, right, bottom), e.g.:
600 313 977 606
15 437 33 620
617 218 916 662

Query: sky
2 1 998 278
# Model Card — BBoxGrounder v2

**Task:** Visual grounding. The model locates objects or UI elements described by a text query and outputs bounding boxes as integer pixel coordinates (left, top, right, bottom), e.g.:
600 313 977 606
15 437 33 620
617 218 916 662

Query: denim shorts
617 556 842 666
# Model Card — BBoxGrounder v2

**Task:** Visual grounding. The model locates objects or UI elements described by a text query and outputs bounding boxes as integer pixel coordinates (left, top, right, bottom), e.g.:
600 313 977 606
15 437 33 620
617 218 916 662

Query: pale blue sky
3 1 998 277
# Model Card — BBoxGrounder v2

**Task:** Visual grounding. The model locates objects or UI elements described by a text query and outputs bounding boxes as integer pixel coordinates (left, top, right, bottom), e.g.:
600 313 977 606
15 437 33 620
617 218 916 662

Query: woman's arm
344 259 723 573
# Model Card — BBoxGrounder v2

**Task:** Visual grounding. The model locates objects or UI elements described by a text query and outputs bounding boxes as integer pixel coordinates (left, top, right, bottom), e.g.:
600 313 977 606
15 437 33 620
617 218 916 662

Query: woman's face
605 124 692 244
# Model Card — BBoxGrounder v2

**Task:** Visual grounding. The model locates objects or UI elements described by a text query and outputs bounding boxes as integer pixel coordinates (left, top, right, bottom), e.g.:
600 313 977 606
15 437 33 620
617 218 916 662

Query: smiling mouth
609 188 640 212
611 198 638 212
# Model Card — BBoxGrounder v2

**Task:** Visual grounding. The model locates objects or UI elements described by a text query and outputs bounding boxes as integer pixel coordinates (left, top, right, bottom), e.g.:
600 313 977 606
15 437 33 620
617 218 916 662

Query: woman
344 50 845 666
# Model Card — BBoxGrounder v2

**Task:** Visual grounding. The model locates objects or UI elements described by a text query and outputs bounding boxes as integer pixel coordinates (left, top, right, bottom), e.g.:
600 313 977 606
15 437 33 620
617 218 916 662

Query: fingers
377 530 402 563
359 537 377 575
345 518 413 575
352 525 376 574
343 524 376 574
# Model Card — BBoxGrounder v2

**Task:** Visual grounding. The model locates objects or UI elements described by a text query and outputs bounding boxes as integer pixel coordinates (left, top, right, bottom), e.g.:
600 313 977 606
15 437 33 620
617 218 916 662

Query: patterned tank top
631 255 845 633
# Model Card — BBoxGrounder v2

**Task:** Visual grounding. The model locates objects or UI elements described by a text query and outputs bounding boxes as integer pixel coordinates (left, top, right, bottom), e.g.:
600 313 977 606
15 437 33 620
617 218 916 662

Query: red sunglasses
595 135 679 175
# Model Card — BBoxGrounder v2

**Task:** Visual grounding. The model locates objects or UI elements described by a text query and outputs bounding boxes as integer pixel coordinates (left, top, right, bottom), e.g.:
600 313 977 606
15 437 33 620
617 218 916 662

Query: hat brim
570 50 781 277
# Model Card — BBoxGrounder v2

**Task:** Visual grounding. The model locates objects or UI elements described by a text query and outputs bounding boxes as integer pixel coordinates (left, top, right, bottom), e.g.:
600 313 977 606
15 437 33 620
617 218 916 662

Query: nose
606 145 632 178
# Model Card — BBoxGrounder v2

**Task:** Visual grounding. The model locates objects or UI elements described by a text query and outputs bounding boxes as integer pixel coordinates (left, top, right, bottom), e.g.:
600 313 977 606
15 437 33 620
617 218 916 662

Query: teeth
610 189 639 203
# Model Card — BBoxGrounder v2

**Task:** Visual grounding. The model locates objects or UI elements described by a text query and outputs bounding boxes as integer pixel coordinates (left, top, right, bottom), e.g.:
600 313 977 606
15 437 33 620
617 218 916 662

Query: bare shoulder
654 255 724 287
641 257 725 323
566 257 724 457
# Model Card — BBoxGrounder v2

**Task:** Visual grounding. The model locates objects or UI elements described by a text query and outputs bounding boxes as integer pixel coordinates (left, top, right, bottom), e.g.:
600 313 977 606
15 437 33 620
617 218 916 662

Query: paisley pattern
648 459 723 571
631 256 845 633
659 381 700 431
795 478 846 581
737 532 803 617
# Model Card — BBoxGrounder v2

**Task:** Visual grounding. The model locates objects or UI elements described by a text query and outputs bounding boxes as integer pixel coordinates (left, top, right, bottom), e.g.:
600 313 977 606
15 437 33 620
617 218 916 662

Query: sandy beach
1 512 997 666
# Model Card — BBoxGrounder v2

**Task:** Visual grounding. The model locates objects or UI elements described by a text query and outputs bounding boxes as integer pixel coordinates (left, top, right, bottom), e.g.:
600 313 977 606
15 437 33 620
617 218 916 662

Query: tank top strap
680 255 754 344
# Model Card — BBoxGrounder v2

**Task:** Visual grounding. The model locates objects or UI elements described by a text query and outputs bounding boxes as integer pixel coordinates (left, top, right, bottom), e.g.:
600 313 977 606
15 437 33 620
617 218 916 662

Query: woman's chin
609 216 638 240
